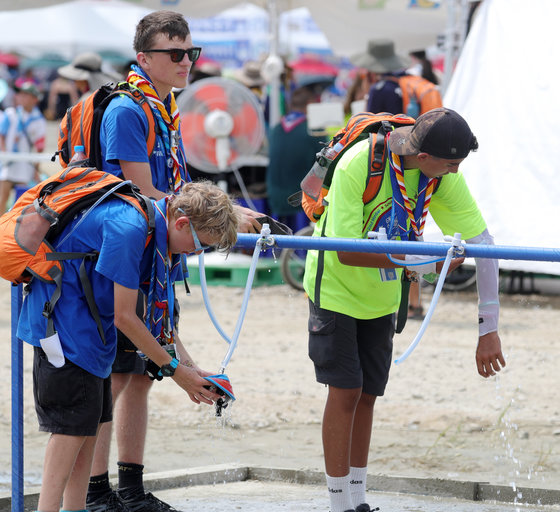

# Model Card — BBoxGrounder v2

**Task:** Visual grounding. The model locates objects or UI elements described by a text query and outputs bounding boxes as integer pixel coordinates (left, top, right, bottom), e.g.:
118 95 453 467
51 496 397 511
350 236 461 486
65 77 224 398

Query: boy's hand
476 331 506 378
172 365 221 405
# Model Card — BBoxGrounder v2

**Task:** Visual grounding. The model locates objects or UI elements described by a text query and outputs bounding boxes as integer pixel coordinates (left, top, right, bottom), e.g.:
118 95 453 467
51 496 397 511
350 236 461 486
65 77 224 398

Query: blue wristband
158 357 179 377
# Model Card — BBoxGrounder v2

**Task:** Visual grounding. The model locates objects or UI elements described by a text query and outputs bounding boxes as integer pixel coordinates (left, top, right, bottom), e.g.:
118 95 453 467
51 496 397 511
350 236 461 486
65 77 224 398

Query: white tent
0 0 153 60
187 3 331 68
425 0 560 275
0 0 449 57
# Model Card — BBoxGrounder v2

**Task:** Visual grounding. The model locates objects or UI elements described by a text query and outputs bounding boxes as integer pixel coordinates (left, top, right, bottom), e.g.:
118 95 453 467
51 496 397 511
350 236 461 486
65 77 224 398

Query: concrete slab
147 481 560 512
3 465 560 512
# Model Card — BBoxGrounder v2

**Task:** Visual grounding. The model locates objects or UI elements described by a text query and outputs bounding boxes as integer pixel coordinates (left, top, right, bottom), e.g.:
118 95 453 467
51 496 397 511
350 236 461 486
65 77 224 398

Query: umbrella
20 53 70 70
0 52 19 67
289 55 339 76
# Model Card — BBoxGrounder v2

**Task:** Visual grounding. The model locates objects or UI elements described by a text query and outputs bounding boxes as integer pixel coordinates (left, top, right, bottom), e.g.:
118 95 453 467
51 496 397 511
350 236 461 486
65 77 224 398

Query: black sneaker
87 489 129 512
119 491 179 512
356 504 380 512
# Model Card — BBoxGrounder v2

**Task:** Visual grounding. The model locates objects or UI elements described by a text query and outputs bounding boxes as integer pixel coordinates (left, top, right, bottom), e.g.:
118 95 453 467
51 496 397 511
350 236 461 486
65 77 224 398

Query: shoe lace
88 490 128 512
124 492 178 512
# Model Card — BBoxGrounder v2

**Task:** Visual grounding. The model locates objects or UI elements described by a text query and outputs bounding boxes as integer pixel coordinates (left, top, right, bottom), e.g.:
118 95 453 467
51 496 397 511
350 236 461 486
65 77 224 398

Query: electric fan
177 77 266 178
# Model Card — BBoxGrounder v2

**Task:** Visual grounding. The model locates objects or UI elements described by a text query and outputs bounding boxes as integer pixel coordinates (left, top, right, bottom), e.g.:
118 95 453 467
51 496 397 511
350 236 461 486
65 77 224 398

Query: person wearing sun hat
233 60 265 97
58 51 122 100
303 107 504 512
0 77 46 213
351 38 412 114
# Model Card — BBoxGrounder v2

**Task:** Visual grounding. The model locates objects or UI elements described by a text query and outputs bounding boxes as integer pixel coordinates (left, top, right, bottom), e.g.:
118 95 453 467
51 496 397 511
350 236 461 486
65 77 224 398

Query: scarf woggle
127 65 184 193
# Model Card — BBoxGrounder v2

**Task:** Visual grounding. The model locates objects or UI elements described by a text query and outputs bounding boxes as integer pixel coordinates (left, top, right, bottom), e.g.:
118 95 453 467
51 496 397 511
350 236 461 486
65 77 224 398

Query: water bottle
406 96 420 119
300 142 343 200
69 145 87 164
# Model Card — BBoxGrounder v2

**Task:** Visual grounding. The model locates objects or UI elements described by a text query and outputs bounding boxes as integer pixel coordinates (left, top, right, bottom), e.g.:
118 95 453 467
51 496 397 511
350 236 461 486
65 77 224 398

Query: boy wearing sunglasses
89 11 262 512
20 181 238 512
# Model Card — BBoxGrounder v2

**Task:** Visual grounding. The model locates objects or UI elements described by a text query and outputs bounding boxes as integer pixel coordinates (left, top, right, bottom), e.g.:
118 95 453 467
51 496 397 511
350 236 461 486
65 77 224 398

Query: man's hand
234 204 263 233
436 256 465 275
476 331 506 378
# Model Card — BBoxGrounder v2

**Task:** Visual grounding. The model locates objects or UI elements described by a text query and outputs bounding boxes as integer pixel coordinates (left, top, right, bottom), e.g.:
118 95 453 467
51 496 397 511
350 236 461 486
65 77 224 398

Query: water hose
197 251 233 345
195 224 274 371
219 225 274 372
394 233 464 364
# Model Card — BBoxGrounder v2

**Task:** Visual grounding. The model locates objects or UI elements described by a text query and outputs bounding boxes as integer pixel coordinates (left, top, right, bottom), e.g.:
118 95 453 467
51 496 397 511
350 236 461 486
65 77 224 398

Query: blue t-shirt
17 199 154 378
366 75 404 114
100 94 189 193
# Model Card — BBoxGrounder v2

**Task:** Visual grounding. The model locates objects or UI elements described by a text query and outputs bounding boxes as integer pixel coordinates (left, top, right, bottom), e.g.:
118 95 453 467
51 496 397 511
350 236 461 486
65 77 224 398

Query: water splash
493 376 544 508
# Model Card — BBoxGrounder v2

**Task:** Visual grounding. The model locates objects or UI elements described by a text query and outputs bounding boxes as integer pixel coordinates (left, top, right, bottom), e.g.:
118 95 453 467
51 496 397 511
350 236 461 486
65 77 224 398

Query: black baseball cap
389 107 478 159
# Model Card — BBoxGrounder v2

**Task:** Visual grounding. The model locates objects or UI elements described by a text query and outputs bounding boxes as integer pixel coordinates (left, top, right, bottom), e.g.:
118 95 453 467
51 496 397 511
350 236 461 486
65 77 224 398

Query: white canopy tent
187 3 331 68
0 0 456 126
424 0 560 275
0 0 449 58
0 0 153 60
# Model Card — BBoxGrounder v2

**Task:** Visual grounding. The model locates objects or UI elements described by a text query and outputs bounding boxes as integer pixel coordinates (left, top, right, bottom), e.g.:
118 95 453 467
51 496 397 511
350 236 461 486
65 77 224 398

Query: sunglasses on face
143 46 202 63
189 221 211 254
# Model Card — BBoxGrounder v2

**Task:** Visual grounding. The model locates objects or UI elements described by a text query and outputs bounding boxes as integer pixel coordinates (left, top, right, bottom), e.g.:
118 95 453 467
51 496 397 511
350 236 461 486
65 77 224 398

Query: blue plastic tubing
393 245 454 365
219 239 263 372
235 234 560 262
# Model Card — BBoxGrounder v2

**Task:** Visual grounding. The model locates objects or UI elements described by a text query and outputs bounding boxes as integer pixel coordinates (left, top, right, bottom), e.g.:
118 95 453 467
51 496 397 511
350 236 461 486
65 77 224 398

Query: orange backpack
398 75 442 118
290 112 417 222
0 166 154 342
56 82 158 169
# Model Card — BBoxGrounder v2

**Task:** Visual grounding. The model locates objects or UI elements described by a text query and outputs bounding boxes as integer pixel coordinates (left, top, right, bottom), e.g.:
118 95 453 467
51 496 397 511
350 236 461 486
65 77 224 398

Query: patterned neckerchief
127 65 185 193
387 135 437 241
145 197 182 348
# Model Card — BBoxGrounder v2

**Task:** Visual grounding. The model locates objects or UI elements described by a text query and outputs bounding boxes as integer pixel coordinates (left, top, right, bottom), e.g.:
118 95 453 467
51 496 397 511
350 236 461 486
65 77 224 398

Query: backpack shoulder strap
118 83 159 156
363 120 394 204
89 82 159 170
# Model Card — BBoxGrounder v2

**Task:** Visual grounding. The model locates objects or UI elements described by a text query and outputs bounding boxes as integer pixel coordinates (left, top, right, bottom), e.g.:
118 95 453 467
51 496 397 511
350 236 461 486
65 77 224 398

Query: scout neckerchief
145 197 182 349
387 135 436 241
280 111 306 133
127 64 185 193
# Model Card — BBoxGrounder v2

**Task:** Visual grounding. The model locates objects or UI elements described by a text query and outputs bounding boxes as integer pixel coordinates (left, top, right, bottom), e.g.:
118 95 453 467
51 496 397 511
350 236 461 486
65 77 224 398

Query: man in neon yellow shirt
303 108 505 512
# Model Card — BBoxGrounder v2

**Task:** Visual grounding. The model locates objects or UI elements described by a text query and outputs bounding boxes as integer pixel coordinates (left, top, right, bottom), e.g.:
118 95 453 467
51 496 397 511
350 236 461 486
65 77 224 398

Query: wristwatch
158 357 179 377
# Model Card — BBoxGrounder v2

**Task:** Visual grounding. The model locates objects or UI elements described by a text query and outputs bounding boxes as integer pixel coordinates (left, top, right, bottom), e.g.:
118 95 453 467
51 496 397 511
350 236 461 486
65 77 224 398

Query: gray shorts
33 347 112 436
307 300 394 396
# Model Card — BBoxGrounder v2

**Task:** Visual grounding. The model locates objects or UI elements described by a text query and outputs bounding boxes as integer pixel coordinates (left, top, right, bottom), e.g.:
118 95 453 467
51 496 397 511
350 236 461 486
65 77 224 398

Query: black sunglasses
143 47 202 63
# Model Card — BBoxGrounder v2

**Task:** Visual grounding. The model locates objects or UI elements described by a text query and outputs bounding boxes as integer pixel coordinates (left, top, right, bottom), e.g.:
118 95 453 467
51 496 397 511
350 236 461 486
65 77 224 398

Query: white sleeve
466 228 499 336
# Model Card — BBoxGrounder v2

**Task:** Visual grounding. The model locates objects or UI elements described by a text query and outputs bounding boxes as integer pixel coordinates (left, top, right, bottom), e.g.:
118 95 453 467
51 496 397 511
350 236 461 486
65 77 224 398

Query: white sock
326 473 354 512
349 466 368 508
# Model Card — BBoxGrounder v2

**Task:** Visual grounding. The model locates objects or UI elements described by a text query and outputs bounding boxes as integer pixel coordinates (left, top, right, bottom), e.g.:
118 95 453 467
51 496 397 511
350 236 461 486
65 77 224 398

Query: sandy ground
1 276 560 496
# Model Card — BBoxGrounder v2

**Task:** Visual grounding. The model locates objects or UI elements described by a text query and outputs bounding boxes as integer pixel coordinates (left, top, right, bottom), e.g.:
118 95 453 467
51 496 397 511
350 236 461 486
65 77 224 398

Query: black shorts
111 329 147 374
307 300 394 396
33 347 112 436
112 291 146 375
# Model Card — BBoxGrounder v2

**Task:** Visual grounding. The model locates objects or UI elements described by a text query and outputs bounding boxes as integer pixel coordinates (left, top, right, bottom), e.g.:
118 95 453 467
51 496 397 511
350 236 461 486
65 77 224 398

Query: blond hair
168 181 239 252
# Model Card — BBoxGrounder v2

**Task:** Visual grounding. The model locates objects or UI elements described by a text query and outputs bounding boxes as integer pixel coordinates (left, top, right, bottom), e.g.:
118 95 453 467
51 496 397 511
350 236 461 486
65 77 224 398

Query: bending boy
17 181 239 512
303 108 505 512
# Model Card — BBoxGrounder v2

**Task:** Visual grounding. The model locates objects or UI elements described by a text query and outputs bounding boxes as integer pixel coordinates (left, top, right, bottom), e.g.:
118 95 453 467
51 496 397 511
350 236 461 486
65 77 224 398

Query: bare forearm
115 309 173 367
337 251 406 268
120 160 166 199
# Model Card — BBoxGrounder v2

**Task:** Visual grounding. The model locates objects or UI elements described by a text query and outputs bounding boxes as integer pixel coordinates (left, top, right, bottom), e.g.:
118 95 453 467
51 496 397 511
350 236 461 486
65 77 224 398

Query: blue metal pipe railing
235 234 560 263
11 284 23 512
9 231 560 508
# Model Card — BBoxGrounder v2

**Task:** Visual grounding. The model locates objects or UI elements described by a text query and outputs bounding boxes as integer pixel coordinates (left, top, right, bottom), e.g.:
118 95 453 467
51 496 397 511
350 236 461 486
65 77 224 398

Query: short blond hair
168 181 239 252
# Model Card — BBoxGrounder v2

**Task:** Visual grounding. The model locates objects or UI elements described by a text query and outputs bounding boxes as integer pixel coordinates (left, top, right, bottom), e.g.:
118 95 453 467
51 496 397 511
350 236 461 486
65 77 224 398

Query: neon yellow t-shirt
303 138 486 319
